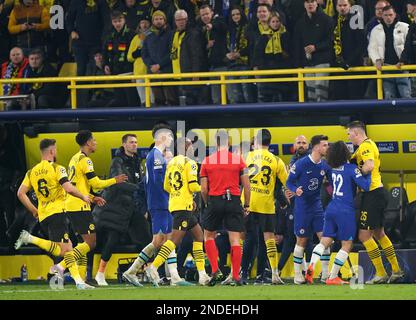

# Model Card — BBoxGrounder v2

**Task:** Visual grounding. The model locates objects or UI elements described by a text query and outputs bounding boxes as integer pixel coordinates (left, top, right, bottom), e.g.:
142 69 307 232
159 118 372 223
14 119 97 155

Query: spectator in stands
67 0 110 77
368 5 411 99
119 0 143 31
330 0 366 100
93 133 151 286
127 16 155 106
0 0 11 64
85 51 115 107
142 10 179 106
197 4 228 105
249 0 287 25
1 47 30 110
171 9 211 105
226 6 256 103
26 48 66 108
293 0 333 102
43 0 71 68
144 0 175 27
253 12 293 102
102 10 139 107
7 0 50 55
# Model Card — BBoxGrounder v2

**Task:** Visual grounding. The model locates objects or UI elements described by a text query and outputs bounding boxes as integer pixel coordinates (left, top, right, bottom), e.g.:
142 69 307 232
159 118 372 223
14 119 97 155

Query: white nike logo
307 171 312 174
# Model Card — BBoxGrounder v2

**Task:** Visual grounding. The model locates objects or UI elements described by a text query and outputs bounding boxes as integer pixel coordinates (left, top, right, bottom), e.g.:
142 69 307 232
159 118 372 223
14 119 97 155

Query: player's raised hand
114 174 128 183
295 186 303 196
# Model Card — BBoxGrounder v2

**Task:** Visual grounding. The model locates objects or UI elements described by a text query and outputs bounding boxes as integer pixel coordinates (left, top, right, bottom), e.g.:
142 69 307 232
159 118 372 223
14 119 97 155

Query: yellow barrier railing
1 65 416 109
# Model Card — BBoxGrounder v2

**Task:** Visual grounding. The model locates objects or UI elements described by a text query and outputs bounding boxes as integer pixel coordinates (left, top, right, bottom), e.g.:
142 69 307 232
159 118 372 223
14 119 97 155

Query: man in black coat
27 49 66 108
293 0 333 101
93 134 151 286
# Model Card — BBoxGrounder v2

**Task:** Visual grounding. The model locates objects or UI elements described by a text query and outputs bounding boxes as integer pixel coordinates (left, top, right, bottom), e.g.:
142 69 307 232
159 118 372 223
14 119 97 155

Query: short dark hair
255 129 271 146
327 141 351 168
215 129 229 147
346 120 366 132
111 10 125 20
199 4 213 11
39 138 56 151
257 3 272 12
28 48 44 59
310 134 328 148
152 121 173 138
122 133 137 143
76 130 93 146
382 4 395 11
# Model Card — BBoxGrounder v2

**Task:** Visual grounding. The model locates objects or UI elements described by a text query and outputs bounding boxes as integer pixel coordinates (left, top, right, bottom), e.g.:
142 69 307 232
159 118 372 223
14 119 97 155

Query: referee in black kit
200 129 251 286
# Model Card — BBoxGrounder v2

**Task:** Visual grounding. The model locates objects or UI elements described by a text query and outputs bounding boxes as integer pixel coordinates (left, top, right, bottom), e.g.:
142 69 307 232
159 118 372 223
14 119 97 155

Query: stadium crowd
1 0 416 109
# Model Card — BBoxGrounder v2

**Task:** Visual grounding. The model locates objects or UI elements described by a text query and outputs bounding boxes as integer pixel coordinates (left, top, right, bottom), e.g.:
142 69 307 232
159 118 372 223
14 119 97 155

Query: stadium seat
384 187 408 244
402 201 416 248
58 62 77 78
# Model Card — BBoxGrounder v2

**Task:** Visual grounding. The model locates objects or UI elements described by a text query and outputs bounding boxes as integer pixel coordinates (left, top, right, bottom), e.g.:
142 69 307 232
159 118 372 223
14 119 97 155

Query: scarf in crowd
264 25 286 54
323 0 335 17
2 59 29 96
171 30 186 74
333 14 345 58
257 20 269 34
85 0 97 13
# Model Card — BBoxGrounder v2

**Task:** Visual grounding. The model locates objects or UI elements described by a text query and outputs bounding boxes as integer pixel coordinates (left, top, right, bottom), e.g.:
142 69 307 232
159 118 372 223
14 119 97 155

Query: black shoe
208 270 224 286
230 278 243 286
158 277 170 286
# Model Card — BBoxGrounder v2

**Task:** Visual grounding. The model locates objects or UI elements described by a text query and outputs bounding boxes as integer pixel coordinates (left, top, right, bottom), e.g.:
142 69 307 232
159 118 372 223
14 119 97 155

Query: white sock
330 250 349 279
321 247 331 279
167 249 181 281
293 245 305 276
198 269 208 278
310 243 325 267
128 242 156 274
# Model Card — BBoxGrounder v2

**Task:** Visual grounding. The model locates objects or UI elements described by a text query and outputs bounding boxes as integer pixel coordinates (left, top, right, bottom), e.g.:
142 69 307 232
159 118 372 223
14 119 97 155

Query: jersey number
248 164 272 186
37 179 49 197
331 173 344 197
169 171 183 191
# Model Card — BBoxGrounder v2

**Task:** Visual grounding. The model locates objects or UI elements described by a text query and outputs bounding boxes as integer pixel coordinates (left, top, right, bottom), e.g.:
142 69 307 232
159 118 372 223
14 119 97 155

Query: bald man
290 135 309 166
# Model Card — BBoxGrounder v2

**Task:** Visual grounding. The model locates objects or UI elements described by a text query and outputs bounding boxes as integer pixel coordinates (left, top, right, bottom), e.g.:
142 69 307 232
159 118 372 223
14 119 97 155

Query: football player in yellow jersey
56 130 128 280
245 129 287 285
15 138 95 289
145 137 212 286
347 121 404 284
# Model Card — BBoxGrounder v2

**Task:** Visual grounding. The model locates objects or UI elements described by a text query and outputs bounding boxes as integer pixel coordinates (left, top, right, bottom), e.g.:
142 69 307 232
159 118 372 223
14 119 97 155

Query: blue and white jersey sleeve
286 160 302 193
349 163 371 192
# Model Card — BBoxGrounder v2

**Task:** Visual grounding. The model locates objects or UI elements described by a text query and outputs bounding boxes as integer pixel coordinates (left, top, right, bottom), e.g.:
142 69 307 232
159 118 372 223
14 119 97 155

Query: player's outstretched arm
62 182 91 205
361 159 374 175
17 184 38 219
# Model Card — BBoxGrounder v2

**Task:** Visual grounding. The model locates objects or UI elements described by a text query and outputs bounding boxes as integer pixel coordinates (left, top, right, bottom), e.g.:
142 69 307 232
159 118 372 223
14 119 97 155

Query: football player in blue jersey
286 135 331 284
305 141 371 285
123 122 192 286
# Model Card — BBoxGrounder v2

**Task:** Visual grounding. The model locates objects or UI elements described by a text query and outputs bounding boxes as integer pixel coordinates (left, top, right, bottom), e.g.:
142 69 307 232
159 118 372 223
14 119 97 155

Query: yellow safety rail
1 65 416 109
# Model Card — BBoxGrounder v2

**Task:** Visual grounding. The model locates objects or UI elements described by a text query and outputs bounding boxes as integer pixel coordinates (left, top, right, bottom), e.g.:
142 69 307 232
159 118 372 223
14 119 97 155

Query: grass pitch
0 281 415 300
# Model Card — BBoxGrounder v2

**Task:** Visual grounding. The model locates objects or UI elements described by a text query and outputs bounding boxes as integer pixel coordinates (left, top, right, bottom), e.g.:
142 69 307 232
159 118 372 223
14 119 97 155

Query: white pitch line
0 285 159 294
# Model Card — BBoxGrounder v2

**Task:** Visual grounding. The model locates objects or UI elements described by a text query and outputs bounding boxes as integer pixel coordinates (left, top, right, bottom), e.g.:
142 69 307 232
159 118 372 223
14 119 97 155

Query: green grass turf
0 281 415 300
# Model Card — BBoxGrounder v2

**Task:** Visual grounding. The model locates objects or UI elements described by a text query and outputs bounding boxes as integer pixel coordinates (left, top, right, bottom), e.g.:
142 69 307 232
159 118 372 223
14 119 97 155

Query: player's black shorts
250 212 276 233
40 213 69 243
359 188 388 230
202 196 245 232
172 210 199 231
66 210 96 235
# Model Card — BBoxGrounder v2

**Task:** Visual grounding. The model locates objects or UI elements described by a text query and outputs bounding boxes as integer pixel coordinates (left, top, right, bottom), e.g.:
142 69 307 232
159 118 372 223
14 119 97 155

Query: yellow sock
77 255 88 281
192 241 205 272
378 235 400 273
153 240 176 269
58 242 91 270
63 251 82 283
31 236 61 256
265 239 278 272
363 238 386 277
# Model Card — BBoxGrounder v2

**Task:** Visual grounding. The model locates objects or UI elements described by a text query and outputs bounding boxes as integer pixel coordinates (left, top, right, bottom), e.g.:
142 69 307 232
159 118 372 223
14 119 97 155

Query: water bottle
21 264 28 282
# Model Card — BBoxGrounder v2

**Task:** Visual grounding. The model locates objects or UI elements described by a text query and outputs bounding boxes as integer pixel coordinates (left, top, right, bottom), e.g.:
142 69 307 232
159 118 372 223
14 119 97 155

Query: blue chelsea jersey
145 147 169 211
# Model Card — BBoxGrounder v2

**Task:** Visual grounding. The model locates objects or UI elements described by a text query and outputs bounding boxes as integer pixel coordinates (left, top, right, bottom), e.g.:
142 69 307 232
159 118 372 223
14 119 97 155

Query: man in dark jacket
293 0 333 101
67 0 110 76
27 49 66 108
103 10 139 107
196 4 228 105
93 133 151 286
142 10 178 106
171 9 211 105
330 0 366 100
